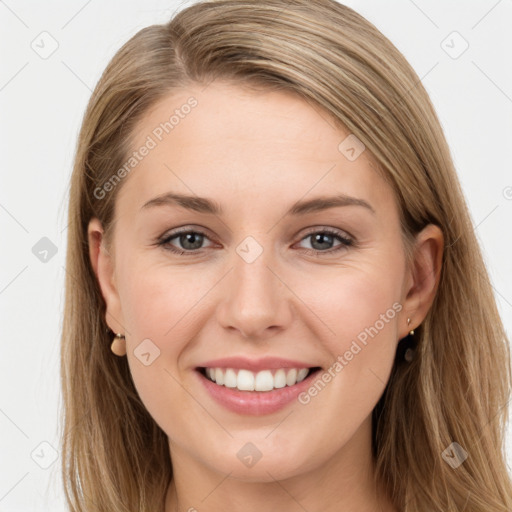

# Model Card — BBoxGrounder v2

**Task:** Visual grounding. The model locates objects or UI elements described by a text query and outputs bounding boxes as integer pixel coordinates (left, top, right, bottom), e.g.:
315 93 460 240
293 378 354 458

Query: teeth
274 369 287 389
254 370 273 391
204 367 312 391
286 368 297 386
237 369 254 391
215 368 224 385
296 368 309 382
224 368 237 388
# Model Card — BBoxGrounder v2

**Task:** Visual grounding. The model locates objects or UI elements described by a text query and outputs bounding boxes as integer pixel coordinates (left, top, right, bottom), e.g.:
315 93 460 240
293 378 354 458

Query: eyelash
155 226 354 256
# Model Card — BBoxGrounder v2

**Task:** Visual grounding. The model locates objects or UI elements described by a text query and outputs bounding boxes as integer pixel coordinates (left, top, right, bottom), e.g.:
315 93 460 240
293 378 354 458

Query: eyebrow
141 192 376 216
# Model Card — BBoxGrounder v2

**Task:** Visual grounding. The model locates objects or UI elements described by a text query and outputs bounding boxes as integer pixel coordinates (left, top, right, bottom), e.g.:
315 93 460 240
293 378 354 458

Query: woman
60 0 512 510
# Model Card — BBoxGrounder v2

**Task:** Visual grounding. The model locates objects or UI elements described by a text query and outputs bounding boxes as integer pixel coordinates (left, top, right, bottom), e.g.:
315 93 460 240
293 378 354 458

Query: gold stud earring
111 332 127 357
407 317 415 336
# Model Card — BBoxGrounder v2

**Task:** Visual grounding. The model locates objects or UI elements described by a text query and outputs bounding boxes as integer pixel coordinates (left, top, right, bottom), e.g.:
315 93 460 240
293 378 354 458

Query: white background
1 0 511 510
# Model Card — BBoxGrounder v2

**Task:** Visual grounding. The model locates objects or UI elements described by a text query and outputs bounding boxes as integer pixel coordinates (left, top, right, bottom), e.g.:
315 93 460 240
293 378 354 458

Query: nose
216 243 293 340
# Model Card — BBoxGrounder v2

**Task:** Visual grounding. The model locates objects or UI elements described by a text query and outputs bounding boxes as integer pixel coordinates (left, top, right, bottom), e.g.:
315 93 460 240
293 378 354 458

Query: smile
195 361 323 415
201 367 318 392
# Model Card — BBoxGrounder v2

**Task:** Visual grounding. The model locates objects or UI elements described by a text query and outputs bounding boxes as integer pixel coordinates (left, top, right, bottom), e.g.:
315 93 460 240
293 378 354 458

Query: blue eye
157 229 213 255
297 229 353 255
156 227 354 256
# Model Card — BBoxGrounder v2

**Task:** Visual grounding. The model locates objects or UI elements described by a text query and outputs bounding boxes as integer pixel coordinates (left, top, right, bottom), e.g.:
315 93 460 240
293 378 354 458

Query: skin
88 81 443 512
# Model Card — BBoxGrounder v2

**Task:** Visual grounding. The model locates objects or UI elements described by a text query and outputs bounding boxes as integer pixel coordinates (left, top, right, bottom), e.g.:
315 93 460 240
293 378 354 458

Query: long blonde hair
60 1 512 510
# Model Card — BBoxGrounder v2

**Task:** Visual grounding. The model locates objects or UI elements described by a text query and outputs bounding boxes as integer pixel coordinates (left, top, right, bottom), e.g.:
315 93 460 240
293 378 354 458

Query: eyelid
159 225 216 240
299 225 353 240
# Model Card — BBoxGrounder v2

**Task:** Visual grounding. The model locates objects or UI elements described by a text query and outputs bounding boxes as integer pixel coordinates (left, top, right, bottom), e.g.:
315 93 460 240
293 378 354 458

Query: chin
201 441 319 483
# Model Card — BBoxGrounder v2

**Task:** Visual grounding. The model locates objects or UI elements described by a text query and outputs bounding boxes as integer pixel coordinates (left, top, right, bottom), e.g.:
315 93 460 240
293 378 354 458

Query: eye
157 228 214 255
295 228 354 255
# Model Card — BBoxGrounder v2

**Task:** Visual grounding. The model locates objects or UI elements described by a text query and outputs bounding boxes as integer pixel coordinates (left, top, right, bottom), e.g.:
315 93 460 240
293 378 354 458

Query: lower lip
196 369 321 415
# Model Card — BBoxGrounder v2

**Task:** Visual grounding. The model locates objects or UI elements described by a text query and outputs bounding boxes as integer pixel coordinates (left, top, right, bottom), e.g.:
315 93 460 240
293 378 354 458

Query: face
89 80 440 483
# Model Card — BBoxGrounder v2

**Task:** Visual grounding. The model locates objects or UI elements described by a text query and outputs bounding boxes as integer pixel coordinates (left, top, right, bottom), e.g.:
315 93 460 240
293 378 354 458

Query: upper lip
197 356 319 373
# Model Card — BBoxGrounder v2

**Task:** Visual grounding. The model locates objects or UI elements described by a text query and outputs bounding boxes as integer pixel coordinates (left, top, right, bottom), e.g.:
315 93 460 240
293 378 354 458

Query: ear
87 217 125 334
399 223 444 339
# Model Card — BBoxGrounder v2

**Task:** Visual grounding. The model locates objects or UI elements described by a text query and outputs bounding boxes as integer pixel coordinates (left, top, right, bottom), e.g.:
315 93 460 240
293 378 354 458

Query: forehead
116 81 394 217
133 81 358 157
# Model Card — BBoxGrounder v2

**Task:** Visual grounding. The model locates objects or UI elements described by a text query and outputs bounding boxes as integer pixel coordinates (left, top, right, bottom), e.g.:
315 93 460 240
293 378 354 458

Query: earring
408 317 415 336
111 332 127 357
396 318 417 363
404 318 415 363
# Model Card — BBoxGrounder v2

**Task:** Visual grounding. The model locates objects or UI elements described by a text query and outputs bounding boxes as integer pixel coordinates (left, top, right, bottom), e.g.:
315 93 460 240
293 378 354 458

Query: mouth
194 356 325 415
197 366 323 392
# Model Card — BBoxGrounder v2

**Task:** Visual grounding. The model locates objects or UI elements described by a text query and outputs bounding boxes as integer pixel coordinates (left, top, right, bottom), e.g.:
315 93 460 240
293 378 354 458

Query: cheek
293 271 402 433
115 257 219 401
299 261 403 420
116 251 208 339
116 259 202 433
302 262 402 353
